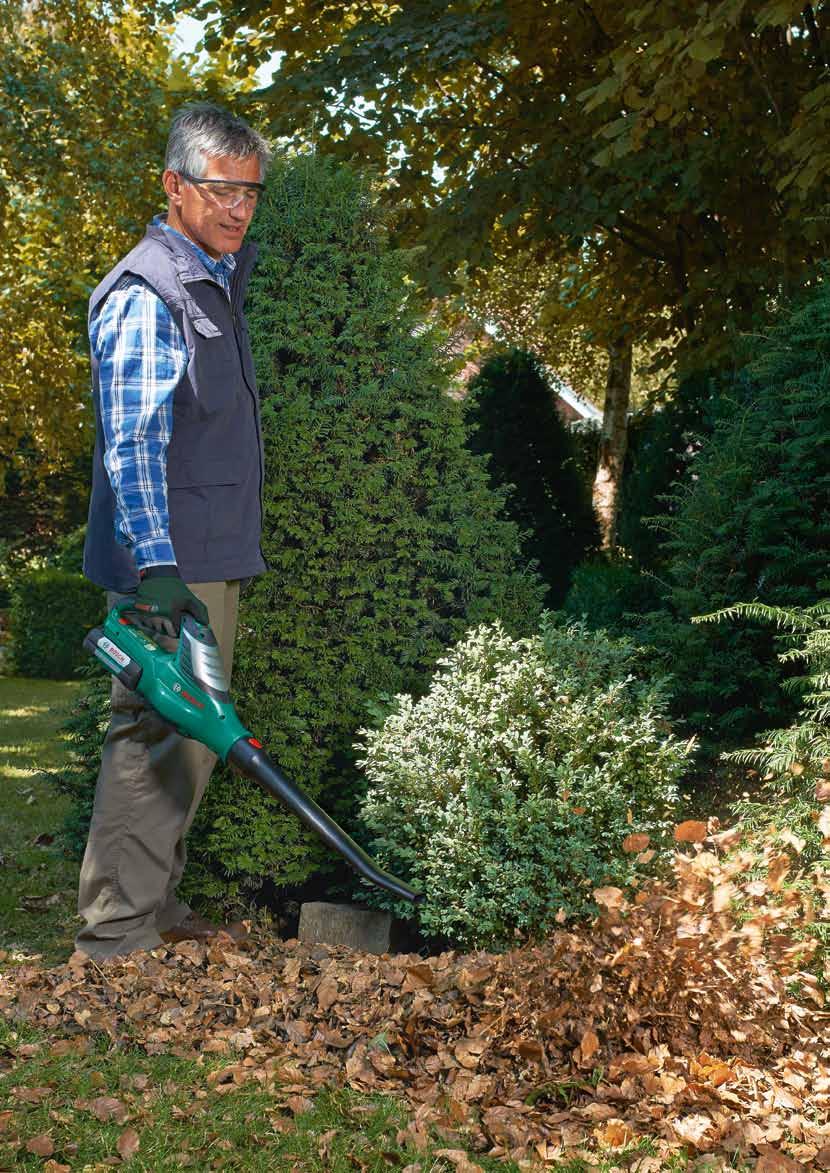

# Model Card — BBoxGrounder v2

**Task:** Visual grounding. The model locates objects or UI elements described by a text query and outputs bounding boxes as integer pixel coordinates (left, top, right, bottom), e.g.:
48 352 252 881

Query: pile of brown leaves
2 820 829 1170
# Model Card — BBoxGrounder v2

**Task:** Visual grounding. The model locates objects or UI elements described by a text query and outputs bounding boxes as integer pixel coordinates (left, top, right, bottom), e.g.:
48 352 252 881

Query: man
78 102 272 958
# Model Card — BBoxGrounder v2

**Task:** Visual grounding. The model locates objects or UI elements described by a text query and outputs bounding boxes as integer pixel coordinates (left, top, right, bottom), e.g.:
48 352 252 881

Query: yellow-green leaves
0 2 174 494
686 33 725 62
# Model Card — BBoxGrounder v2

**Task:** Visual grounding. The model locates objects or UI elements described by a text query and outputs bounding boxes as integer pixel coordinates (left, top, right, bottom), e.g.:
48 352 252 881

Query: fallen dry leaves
24 1132 54 1156
116 1125 140 1158
1 826 828 1170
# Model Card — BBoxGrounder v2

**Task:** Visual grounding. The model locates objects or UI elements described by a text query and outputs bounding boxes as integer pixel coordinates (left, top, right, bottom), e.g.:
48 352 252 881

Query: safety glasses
178 171 265 210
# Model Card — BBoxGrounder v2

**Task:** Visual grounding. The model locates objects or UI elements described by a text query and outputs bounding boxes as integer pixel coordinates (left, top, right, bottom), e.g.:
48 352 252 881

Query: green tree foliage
638 280 830 746
178 0 829 373
465 350 599 605
0 0 173 494
617 369 728 566
183 154 546 907
354 616 691 950
174 0 830 547
454 236 670 410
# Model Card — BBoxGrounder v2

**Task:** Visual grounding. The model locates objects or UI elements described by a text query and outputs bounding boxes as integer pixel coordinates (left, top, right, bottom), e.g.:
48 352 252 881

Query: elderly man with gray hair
78 102 272 957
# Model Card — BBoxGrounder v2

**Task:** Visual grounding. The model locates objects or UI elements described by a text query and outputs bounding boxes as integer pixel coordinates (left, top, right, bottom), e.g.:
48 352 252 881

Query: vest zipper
228 270 269 576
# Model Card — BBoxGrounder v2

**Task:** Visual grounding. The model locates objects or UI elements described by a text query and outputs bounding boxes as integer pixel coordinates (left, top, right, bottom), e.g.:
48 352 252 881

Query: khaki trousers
76 580 240 958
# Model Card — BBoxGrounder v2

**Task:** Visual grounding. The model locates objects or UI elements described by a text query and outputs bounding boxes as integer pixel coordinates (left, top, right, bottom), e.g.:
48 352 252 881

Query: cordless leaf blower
84 599 423 905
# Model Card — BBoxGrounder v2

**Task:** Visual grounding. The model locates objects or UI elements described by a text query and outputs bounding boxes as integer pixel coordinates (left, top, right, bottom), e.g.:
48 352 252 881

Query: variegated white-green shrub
354 615 693 949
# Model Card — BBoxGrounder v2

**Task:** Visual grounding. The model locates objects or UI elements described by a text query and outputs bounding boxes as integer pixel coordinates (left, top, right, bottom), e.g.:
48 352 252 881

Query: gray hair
165 102 272 181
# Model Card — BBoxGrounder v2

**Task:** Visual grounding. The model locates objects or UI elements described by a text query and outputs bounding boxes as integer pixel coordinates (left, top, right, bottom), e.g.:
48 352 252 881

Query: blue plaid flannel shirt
90 215 236 572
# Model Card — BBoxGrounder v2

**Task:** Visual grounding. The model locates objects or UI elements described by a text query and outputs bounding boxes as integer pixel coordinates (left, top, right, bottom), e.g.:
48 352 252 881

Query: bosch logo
173 683 182 693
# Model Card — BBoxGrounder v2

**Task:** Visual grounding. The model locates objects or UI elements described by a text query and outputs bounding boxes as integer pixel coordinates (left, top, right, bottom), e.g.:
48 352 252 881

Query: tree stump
298 901 392 954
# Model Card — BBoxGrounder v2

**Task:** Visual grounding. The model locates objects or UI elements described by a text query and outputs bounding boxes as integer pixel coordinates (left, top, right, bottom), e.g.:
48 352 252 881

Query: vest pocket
167 459 242 488
187 348 239 416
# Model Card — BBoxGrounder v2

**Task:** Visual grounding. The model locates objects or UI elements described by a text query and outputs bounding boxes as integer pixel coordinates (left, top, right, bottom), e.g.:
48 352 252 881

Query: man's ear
162 168 184 206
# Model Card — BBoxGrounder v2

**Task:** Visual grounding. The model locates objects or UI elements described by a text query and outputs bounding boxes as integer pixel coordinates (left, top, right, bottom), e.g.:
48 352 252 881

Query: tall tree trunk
592 335 632 549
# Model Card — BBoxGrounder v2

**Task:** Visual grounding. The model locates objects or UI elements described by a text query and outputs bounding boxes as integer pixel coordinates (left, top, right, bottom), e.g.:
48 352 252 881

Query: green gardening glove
132 564 210 637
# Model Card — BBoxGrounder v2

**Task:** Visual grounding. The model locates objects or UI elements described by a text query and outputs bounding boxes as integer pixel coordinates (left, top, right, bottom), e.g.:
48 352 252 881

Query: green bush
464 350 599 604
8 568 105 679
630 282 830 747
616 370 726 568
47 525 87 575
0 443 92 609
564 555 662 632
57 661 111 856
696 599 830 969
180 154 546 908
353 614 692 950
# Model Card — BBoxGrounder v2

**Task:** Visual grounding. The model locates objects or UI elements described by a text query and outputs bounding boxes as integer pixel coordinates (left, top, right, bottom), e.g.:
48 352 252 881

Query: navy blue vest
83 221 268 592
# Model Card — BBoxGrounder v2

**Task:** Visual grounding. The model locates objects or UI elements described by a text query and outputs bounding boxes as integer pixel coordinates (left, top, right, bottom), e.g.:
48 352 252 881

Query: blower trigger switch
247 737 263 748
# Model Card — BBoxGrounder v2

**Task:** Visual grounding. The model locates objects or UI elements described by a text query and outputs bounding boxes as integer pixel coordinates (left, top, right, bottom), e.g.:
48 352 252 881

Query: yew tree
174 0 830 545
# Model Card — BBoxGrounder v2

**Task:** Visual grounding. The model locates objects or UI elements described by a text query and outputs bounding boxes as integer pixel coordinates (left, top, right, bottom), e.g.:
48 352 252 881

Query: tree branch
607 222 670 265
741 31 783 127
803 4 828 70
579 1 613 49
433 76 475 125
472 55 516 93
432 78 528 174
615 212 675 261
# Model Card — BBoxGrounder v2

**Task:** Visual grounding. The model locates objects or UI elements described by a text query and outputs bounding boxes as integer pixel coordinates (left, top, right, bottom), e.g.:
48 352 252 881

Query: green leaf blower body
84 602 422 906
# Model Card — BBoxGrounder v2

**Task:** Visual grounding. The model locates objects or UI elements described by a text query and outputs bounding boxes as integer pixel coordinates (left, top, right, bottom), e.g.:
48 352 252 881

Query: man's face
162 153 262 259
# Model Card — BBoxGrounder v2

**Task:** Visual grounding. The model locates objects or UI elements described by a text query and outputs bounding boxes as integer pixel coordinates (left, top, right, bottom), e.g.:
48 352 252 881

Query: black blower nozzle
227 737 423 906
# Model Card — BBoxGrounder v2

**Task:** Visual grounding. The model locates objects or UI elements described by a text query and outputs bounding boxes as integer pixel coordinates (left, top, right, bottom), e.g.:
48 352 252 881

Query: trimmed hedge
176 154 547 907
8 568 105 679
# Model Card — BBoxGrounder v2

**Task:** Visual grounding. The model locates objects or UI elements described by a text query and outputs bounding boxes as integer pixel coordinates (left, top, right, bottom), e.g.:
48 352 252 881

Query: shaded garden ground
1 678 828 1170
0 678 520 1172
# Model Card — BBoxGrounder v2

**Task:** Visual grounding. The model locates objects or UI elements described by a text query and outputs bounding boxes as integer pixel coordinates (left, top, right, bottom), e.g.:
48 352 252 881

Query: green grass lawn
1 1017 528 1173
0 675 85 964
1 1014 549 1173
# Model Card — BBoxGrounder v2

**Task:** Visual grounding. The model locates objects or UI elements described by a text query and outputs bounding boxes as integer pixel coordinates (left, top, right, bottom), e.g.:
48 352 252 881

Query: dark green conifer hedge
182 154 546 906
635 282 830 747
8 569 104 679
464 350 599 605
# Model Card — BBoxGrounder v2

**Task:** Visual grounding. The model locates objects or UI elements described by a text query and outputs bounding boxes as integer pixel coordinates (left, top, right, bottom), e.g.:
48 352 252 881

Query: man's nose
228 199 251 221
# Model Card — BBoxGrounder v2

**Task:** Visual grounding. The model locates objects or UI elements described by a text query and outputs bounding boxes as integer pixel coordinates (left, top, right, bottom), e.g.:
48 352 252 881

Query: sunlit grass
0 1017 699 1172
0 676 85 963
0 1017 526 1172
4 763 47 778
1 704 53 718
